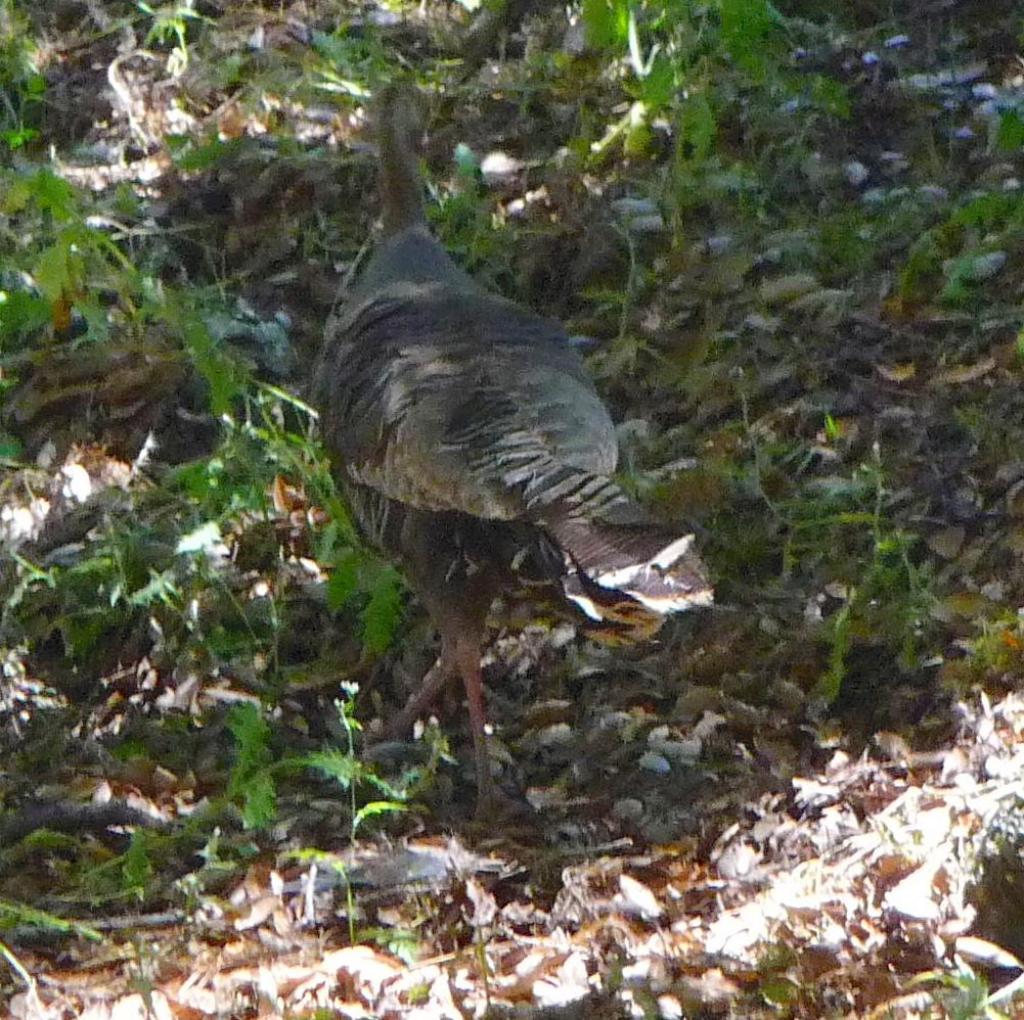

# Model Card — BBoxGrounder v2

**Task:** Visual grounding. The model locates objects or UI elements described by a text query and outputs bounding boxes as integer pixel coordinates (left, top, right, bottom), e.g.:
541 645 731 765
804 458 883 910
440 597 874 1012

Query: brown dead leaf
931 356 996 385
465 876 498 928
927 525 965 559
233 894 279 931
932 591 991 620
875 362 917 383
678 967 742 1006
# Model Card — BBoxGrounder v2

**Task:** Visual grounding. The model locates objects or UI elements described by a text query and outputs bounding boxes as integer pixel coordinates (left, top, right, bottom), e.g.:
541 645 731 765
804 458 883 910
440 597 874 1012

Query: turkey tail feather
534 469 713 633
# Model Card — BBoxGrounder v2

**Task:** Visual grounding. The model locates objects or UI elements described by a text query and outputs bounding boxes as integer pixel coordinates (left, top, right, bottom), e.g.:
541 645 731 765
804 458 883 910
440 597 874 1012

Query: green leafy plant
138 0 210 73
898 191 1023 307
0 0 44 151
120 828 156 899
580 0 787 163
910 964 1015 1020
0 899 100 941
226 701 277 829
302 686 407 834
226 687 408 835
0 167 137 345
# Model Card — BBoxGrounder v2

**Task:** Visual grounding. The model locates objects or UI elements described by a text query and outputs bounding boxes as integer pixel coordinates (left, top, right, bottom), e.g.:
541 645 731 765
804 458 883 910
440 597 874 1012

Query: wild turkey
313 85 712 809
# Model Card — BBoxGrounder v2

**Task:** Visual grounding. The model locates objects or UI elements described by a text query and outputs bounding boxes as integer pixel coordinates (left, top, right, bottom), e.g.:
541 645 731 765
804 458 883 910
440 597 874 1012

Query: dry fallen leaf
927 525 965 559
884 856 945 921
616 874 664 920
931 356 996 385
955 935 1024 971
875 362 917 382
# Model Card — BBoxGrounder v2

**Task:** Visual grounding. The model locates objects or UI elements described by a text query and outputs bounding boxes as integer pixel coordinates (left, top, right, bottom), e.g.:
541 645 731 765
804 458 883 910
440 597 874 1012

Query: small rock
880 151 909 173
612 798 644 822
971 83 998 99
598 710 636 733
954 126 975 140
627 213 667 235
759 272 819 305
964 251 1007 281
611 196 659 218
715 840 763 881
36 439 57 469
366 8 401 26
844 160 870 186
905 62 989 90
480 150 522 181
918 185 949 202
638 751 671 774
535 723 573 748
650 736 701 763
861 187 888 205
563 19 587 55
549 623 577 648
862 51 880 65
1003 178 1021 191
706 233 733 255
790 287 852 318
743 312 780 333
885 34 910 48
981 580 1005 601
804 596 824 623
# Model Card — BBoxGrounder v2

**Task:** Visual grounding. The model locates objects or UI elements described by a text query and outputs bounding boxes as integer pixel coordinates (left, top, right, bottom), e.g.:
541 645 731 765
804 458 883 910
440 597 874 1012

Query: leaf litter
4 0 1024 1017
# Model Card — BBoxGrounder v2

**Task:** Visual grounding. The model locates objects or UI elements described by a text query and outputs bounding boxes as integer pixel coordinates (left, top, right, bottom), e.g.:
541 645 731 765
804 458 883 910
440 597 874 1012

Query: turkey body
313 86 711 809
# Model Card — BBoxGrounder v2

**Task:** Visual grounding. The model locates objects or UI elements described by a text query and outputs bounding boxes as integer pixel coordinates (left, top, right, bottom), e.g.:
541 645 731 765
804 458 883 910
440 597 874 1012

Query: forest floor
2 0 1024 1017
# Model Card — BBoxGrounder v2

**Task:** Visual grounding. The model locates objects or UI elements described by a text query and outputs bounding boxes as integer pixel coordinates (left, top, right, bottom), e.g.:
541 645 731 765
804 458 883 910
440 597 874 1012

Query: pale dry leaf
714 840 763 882
465 876 498 927
932 356 996 385
616 874 663 920
321 946 404 999
657 993 684 1018
101 993 174 1020
679 968 743 1006
234 894 279 931
875 362 917 382
927 525 966 559
170 972 218 1014
704 900 777 958
955 935 1024 970
533 951 592 1009
884 857 944 920
759 273 820 305
792 776 840 809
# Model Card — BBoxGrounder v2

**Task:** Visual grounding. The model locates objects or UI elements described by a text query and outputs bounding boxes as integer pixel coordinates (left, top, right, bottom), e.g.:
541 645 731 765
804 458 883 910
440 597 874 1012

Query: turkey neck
357 87 481 296
377 89 426 237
